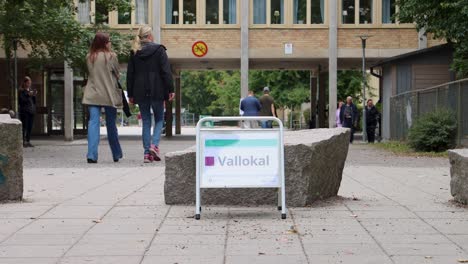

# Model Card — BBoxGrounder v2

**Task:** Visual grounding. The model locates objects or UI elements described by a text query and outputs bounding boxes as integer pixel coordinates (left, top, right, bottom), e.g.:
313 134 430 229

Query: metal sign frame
195 116 286 220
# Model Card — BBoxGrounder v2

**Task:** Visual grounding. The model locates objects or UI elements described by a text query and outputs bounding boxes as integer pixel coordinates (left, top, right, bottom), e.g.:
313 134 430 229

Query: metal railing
390 78 468 145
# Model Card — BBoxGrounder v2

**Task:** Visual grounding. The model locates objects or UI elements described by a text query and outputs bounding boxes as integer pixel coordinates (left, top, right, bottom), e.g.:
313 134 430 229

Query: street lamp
12 38 18 113
358 34 371 142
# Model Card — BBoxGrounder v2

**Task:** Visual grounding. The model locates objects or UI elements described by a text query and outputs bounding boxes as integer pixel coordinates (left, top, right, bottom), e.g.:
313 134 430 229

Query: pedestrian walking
336 100 344 128
127 26 175 163
18 76 37 148
340 96 359 143
240 90 261 128
82 32 123 164
365 99 380 143
259 86 276 128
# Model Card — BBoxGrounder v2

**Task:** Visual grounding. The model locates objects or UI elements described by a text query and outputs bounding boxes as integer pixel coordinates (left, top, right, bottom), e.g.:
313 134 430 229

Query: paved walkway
1 132 467 264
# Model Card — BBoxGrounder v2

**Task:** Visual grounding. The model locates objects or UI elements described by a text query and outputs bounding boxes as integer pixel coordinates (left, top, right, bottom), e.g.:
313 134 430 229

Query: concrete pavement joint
222 208 231 264
290 209 311 264
138 205 172 264
343 203 396 264
346 172 468 256
55 173 161 263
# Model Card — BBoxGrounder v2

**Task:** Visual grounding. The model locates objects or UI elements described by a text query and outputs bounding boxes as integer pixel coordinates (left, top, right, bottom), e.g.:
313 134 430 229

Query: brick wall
338 28 419 49
249 29 329 49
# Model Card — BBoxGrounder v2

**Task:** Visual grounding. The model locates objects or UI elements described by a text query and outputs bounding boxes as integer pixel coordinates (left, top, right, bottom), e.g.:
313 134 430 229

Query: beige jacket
82 52 122 108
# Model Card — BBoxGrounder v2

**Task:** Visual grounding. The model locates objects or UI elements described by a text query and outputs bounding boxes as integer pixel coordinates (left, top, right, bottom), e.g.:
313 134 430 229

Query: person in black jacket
18 76 37 148
340 96 359 143
127 26 175 163
365 99 380 143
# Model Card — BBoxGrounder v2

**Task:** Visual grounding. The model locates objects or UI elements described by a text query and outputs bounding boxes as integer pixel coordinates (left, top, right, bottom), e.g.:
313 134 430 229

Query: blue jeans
87 105 122 161
261 120 273 128
139 99 164 155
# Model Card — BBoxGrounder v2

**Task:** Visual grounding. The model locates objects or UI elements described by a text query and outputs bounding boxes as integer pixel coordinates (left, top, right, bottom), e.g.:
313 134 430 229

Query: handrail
391 78 468 99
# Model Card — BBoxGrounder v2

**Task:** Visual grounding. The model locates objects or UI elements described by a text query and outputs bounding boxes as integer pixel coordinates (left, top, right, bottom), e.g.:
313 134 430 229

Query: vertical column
175 73 181 135
64 61 74 141
328 0 338 128
240 0 249 98
153 0 162 42
310 71 317 129
318 71 327 128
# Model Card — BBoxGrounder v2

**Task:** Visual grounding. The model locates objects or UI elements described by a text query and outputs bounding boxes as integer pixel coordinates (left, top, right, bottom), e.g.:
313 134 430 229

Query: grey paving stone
309 255 392 264
416 211 468 219
145 243 225 256
16 219 93 235
0 205 52 219
302 242 385 256
381 243 464 256
86 219 161 234
157 224 227 235
166 206 229 219
225 255 308 264
105 205 169 219
141 256 223 264
391 255 468 264
0 245 69 258
226 237 303 256
300 233 374 244
372 234 452 244
0 219 33 234
0 258 57 264
447 235 468 251
424 219 468 234
40 205 111 219
59 256 141 264
151 234 225 245
357 218 438 235
2 234 80 246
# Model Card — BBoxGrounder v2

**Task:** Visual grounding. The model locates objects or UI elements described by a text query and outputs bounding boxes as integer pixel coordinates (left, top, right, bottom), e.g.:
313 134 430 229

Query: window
183 0 197 24
77 0 91 24
271 0 284 24
311 0 324 24
359 0 372 24
293 0 306 24
166 0 180 24
95 1 109 25
206 0 219 24
382 0 396 24
342 0 355 24
135 0 149 24
223 0 237 24
253 0 266 24
118 0 131 24
341 0 374 24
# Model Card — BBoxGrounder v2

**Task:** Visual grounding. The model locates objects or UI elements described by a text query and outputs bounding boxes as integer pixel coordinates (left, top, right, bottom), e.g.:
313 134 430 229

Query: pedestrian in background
18 76 37 148
365 99 380 143
82 32 123 164
340 96 358 143
336 100 343 128
259 86 276 128
240 90 261 128
127 26 174 163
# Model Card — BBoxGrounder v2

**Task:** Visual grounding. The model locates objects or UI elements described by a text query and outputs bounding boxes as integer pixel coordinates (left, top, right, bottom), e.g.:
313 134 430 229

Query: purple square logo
205 156 215 166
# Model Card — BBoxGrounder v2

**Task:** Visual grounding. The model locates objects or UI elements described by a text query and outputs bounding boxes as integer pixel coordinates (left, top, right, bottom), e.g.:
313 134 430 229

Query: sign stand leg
277 188 282 211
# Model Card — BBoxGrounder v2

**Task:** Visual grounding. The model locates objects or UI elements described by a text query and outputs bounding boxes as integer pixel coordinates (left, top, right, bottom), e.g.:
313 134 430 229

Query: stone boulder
448 149 468 204
164 128 350 207
0 115 23 201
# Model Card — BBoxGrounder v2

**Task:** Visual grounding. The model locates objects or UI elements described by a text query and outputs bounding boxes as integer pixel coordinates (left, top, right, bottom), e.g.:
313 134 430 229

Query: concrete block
449 149 468 204
0 114 23 201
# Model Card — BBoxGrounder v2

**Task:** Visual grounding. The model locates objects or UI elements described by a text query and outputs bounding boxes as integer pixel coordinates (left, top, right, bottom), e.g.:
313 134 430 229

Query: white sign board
200 130 281 188
285 43 293 55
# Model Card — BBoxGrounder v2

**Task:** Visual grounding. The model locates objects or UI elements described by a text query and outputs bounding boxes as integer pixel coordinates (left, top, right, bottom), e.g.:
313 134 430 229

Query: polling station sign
200 131 281 188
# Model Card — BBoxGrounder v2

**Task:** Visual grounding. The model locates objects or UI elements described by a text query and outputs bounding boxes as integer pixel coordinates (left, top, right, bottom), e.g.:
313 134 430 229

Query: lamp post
358 35 371 142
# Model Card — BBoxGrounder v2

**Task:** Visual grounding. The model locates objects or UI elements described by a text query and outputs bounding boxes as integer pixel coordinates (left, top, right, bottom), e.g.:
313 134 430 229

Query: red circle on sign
192 41 208 57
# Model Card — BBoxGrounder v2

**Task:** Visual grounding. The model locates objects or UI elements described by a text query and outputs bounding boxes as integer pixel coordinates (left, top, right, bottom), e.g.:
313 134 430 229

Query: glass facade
311 0 324 24
253 0 266 24
293 0 306 24
342 0 355 24
223 0 237 24
382 0 396 23
166 0 180 24
270 0 284 24
183 0 197 24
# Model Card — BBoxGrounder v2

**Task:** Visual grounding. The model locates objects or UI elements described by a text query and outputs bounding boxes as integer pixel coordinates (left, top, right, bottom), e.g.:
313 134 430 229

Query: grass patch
374 141 448 158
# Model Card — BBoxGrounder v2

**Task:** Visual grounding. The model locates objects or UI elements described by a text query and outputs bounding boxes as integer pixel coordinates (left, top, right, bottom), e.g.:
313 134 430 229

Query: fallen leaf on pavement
458 260 468 263
92 219 101 223
425 256 432 259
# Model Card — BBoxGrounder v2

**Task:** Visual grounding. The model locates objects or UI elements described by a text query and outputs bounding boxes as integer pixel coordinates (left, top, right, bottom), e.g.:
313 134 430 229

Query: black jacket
127 42 174 103
365 106 380 127
339 103 358 125
18 89 36 114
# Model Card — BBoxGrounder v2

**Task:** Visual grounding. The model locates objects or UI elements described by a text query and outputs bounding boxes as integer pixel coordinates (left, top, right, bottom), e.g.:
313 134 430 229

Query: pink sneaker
144 154 153 163
149 145 161 161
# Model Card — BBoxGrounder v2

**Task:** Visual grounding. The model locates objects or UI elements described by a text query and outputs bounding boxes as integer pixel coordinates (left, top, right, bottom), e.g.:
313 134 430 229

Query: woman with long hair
127 26 174 163
82 32 123 163
18 76 37 147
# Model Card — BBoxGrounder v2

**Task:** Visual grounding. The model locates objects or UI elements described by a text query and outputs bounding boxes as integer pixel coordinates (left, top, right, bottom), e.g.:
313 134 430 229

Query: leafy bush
408 109 457 152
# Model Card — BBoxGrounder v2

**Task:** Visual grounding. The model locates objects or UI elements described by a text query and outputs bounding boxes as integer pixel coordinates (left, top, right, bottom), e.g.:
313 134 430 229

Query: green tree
396 0 468 77
181 71 218 116
337 70 365 103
